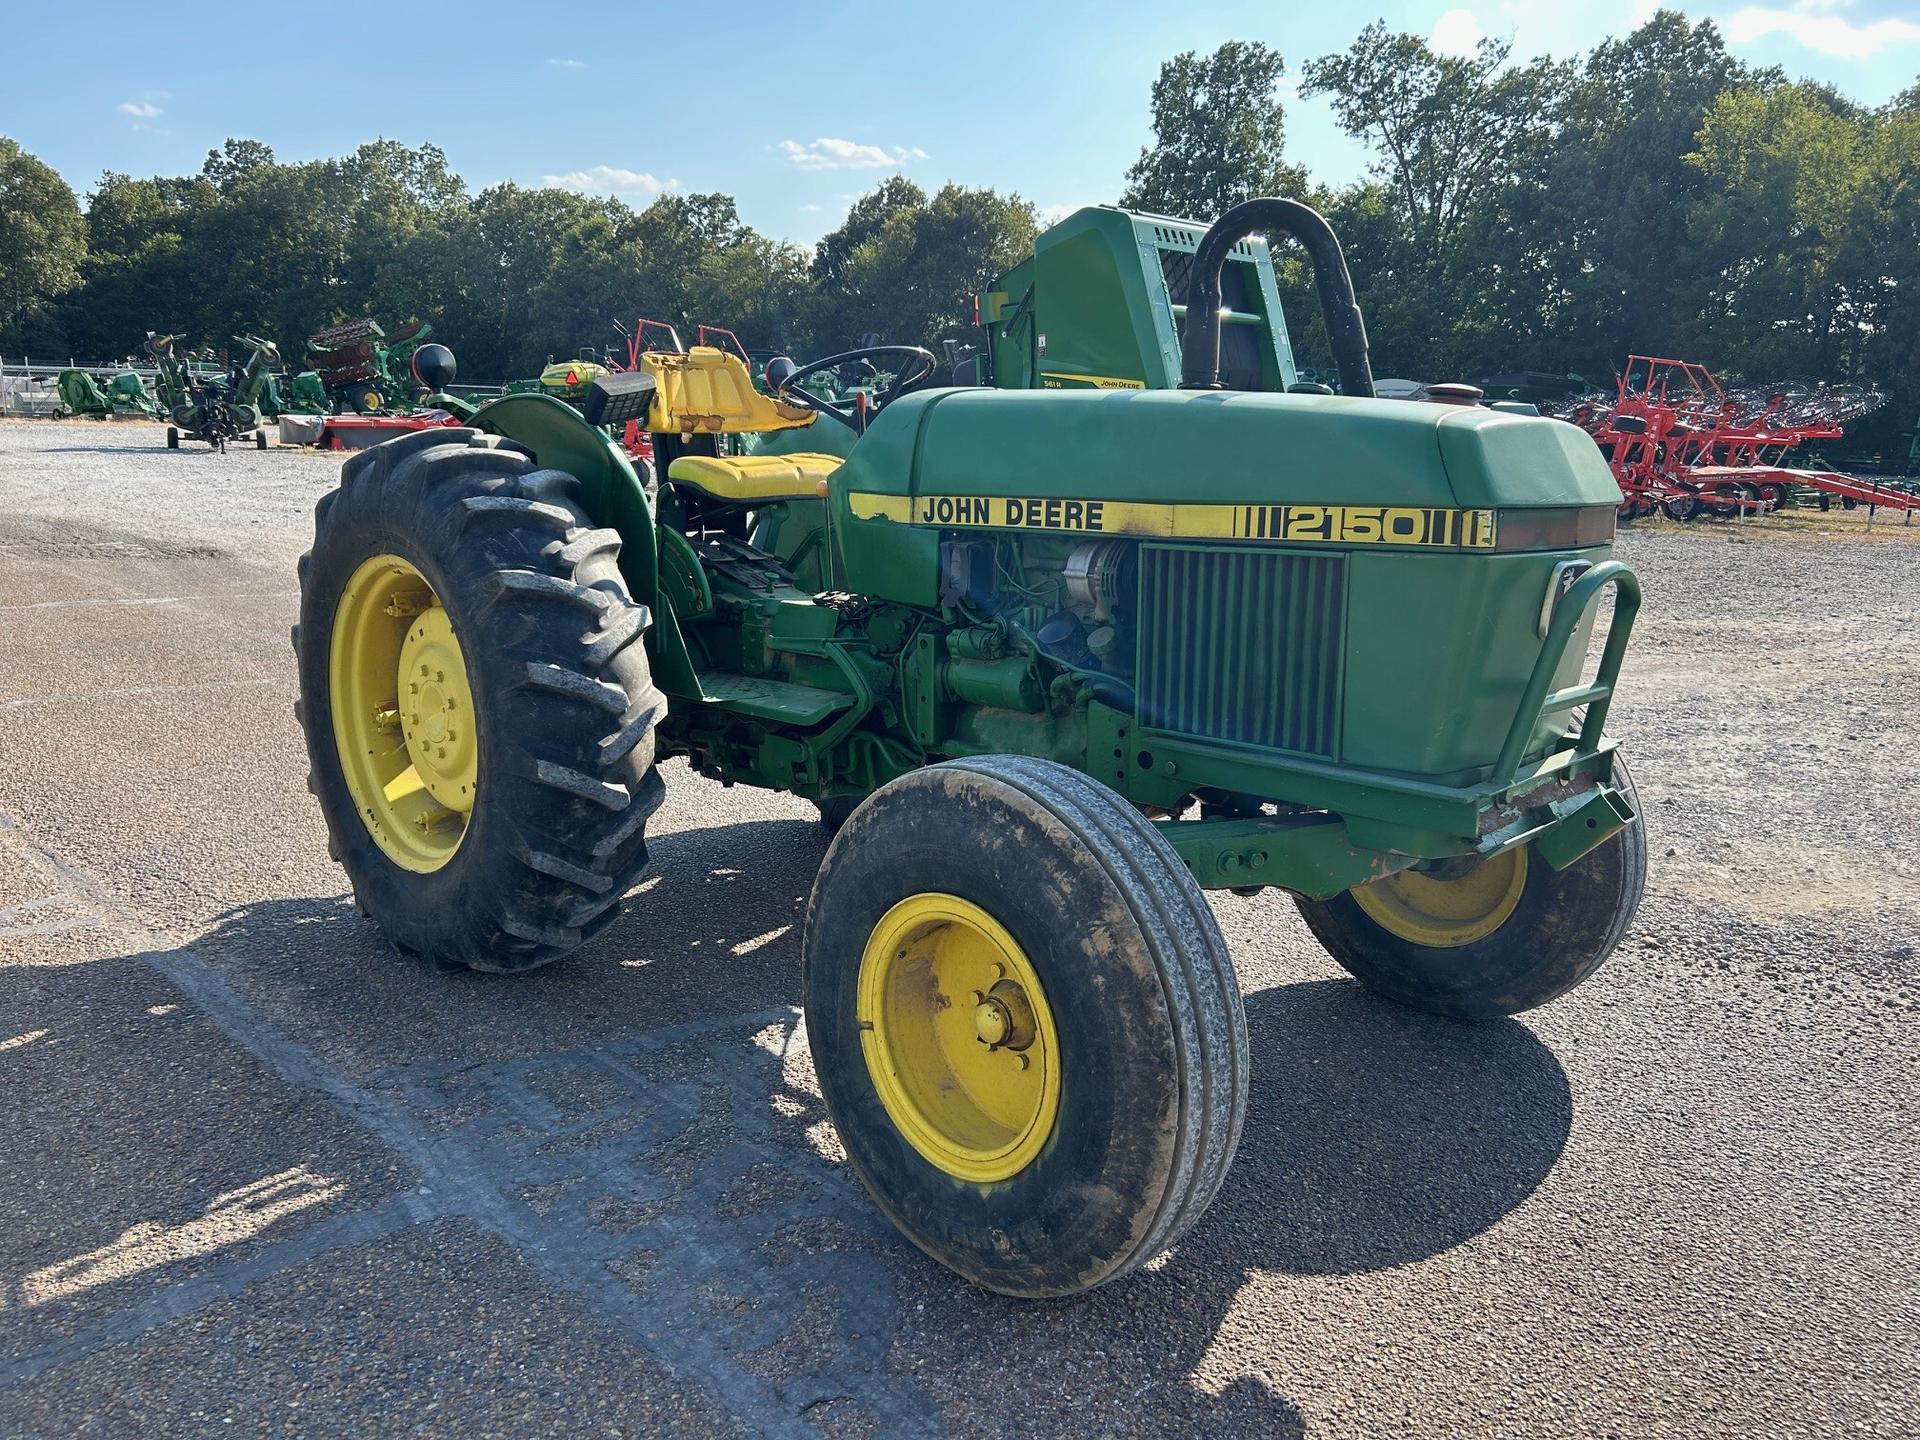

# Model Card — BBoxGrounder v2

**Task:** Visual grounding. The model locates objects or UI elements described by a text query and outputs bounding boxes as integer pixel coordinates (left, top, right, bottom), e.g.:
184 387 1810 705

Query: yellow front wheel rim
857 894 1060 1183
328 554 477 873
1352 847 1530 948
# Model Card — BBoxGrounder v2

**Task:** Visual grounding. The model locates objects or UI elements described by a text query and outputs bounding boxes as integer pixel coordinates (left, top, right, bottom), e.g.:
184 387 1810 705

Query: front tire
294 428 667 972
804 757 1247 1297
1296 758 1646 1018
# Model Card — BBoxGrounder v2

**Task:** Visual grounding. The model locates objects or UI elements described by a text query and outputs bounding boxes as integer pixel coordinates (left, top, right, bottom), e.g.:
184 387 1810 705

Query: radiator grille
1135 547 1346 758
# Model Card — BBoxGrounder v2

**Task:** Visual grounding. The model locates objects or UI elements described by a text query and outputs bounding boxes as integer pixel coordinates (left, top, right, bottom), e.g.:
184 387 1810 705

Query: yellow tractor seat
665 452 844 503
641 346 817 435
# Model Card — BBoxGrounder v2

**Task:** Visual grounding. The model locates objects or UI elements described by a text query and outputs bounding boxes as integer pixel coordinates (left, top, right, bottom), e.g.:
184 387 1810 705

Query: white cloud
117 101 163 118
779 138 927 171
1035 202 1083 224
1724 1 1920 59
547 57 587 68
1430 8 1485 57
542 165 677 195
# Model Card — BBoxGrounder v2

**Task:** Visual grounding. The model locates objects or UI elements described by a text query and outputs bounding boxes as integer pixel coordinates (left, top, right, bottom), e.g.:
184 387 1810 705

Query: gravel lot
1 418 1915 1438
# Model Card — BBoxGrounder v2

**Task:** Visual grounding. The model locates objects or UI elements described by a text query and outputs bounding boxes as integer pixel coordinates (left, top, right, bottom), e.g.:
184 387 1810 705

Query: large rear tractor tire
1295 758 1646 1019
293 429 667 972
803 756 1248 1297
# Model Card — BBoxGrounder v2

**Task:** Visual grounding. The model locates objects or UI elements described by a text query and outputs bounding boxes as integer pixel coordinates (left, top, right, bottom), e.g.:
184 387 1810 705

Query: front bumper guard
1158 559 1642 894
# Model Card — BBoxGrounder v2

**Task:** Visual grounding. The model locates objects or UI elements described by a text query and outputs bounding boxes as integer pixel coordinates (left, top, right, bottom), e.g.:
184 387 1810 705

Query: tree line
3 10 1915 452
0 138 1036 387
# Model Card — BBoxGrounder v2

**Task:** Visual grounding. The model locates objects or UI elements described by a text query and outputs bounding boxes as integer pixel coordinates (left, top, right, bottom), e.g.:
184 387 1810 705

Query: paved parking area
2 421 1915 1437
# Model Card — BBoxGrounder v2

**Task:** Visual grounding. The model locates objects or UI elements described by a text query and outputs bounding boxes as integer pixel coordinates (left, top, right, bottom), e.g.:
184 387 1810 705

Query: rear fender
469 392 657 603
469 393 701 697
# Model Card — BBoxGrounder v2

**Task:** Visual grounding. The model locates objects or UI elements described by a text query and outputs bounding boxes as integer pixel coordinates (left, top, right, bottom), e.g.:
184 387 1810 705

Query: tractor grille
1135 547 1346 759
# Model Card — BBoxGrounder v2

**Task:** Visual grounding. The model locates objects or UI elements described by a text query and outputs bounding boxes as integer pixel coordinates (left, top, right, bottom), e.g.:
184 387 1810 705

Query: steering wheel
771 346 938 432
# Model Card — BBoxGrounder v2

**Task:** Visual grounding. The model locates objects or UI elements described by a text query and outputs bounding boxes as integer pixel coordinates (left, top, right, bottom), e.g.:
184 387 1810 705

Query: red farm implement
1555 355 1913 523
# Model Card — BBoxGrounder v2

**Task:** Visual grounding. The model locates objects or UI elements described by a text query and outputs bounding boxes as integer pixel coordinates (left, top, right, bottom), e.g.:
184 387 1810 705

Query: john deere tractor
295 199 1645 1298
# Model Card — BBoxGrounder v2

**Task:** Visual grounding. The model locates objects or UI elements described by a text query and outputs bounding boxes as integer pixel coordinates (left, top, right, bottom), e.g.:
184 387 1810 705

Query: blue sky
8 0 1918 245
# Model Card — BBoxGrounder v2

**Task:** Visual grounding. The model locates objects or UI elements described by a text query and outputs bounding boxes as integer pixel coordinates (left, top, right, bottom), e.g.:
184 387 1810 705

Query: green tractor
294 199 1645 1298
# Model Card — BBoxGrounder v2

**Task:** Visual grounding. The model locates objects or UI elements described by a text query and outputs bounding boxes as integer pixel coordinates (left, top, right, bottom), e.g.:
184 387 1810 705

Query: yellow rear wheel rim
1352 847 1530 949
857 894 1060 1183
328 554 476 873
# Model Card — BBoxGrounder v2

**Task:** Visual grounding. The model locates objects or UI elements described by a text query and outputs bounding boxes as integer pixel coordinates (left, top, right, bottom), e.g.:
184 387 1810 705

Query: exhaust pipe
1178 197 1374 399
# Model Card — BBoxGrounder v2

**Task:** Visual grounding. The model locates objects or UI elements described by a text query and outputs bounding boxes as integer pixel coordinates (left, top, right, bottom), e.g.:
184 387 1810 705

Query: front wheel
1296 758 1647 1019
803 757 1247 1297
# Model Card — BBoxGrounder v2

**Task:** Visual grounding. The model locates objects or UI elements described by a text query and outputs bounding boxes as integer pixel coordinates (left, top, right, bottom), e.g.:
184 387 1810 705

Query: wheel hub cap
857 894 1060 1183
1352 846 1530 948
327 555 476 873
397 608 477 815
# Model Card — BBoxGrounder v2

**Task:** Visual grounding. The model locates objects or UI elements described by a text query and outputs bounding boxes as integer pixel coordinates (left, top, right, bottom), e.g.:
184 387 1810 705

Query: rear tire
294 428 667 972
1295 758 1647 1019
804 756 1247 1296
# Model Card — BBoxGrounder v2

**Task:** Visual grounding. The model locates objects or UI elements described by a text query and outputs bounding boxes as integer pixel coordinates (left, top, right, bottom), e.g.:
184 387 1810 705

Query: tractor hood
837 386 1619 516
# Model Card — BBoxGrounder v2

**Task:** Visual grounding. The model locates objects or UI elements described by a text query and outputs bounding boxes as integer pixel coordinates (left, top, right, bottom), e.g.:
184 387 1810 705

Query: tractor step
698 672 853 726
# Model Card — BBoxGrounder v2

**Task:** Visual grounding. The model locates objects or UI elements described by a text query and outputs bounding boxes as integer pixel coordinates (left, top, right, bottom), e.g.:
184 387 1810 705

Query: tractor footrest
699 673 852 727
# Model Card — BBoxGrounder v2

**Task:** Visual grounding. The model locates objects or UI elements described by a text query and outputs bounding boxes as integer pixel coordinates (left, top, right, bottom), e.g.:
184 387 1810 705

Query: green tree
1686 82 1873 376
0 137 88 335
1121 41 1307 219
1300 25 1570 375
812 176 925 285
202 139 276 194
816 183 1037 351
1303 25 1570 268
1528 12 1758 373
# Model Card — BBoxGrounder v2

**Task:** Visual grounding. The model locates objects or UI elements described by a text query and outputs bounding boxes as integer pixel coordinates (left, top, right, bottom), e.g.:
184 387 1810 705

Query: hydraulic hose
1178 197 1375 399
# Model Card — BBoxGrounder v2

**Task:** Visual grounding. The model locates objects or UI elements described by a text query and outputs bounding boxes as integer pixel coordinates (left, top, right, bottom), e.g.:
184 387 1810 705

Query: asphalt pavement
1 420 1915 1438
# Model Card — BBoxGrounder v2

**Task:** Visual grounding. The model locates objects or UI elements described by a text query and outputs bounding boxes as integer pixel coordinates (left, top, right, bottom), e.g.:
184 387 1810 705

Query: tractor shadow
113 807 1570 1435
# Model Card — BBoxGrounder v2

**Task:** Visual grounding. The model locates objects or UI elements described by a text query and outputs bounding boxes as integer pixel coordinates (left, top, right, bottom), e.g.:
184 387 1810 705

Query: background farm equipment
1553 355 1913 521
306 318 434 413
54 365 160 419
223 333 333 421
145 333 265 451
510 347 616 405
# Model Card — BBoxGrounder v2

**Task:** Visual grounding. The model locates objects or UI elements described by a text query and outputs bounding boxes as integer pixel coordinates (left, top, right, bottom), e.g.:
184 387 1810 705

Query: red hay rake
1554 355 1916 522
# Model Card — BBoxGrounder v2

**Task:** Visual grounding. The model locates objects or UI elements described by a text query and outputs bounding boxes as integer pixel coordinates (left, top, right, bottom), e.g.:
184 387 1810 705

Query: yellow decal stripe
847 492 1498 549
1039 372 1148 390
